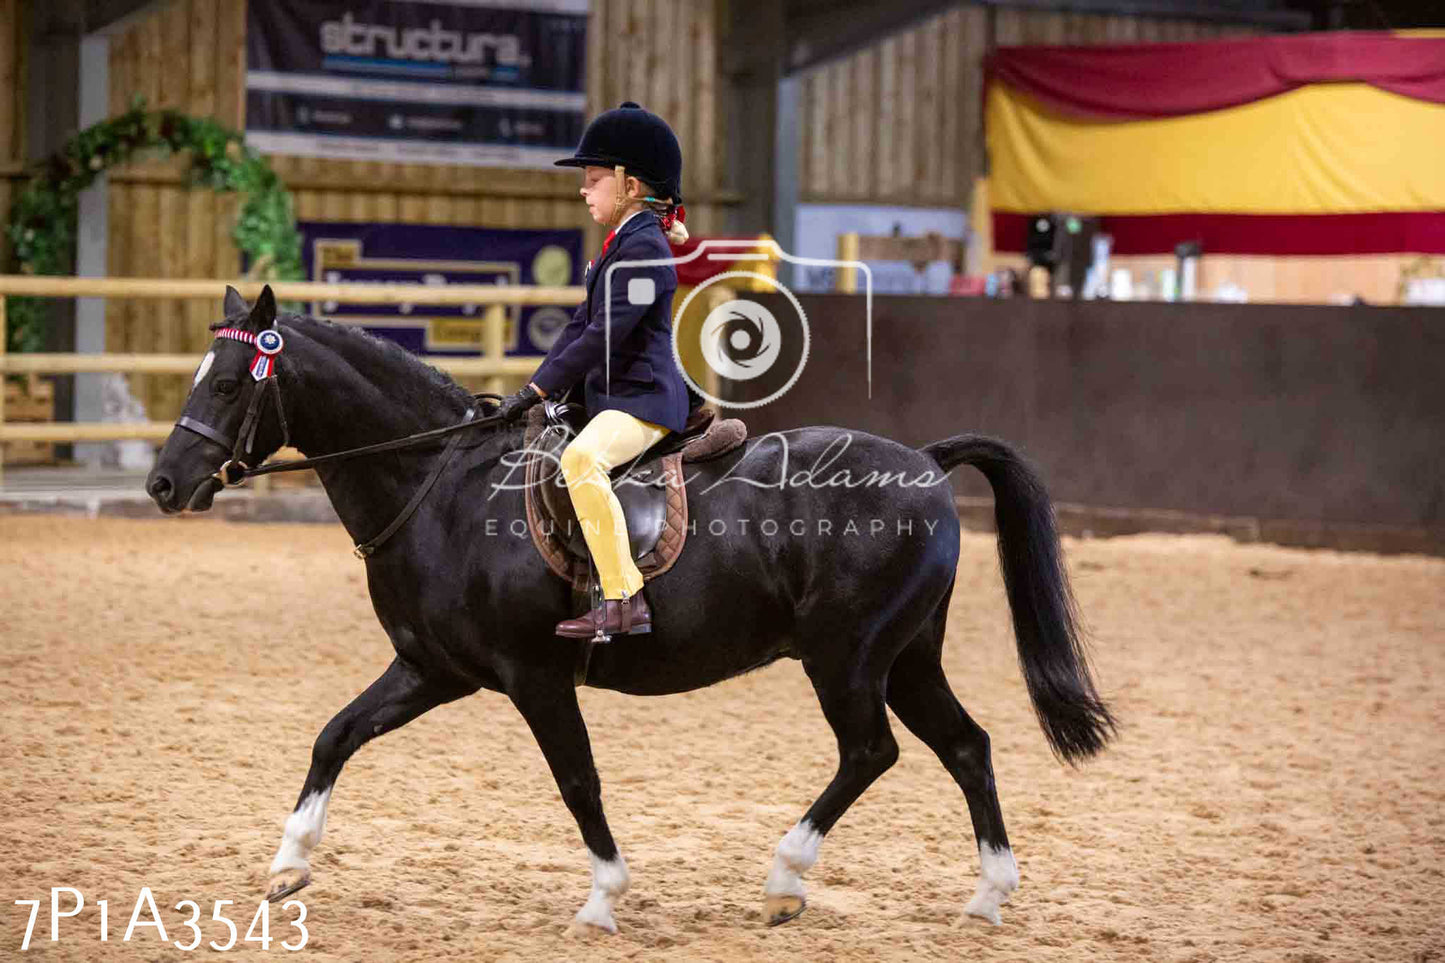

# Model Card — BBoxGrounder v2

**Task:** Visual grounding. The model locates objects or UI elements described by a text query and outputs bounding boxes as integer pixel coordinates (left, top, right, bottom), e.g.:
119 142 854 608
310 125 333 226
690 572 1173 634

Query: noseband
176 326 291 487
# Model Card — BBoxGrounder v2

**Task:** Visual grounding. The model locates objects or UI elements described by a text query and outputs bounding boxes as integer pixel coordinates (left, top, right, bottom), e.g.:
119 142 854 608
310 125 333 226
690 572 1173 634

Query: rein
241 404 505 480
175 324 516 557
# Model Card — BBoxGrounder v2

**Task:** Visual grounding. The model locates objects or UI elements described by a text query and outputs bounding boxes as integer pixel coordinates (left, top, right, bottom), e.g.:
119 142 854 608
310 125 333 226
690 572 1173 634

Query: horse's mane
206 310 524 453
283 312 499 416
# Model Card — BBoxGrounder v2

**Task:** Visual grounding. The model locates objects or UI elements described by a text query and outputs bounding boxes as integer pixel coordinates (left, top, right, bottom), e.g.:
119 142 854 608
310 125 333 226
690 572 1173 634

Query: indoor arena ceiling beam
780 0 1311 76
969 0 1310 29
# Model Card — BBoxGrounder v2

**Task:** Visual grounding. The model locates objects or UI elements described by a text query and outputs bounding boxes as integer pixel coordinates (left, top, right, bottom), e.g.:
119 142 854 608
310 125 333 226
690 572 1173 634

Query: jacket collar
612 207 655 244
588 209 658 288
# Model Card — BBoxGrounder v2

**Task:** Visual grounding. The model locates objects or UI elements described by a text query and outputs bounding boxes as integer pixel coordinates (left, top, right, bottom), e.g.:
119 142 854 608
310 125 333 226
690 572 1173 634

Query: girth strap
354 408 475 559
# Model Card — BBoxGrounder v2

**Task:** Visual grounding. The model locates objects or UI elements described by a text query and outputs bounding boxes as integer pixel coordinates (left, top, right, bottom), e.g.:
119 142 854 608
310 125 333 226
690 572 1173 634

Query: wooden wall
104 0 246 418
95 0 725 419
796 4 1256 207
0 0 25 269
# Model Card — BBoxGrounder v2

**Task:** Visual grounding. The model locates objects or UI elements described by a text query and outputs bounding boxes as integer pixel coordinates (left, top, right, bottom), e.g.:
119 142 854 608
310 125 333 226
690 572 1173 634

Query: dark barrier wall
729 294 1444 532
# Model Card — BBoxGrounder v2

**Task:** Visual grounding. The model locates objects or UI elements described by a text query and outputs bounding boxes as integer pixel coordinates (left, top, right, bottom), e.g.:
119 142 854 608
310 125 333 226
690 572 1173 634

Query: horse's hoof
265 868 311 902
962 896 1003 926
568 916 618 937
763 894 806 926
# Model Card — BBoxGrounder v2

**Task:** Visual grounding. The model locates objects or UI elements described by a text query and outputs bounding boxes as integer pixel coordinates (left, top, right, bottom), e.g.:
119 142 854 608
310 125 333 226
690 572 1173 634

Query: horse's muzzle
146 470 179 513
146 468 221 514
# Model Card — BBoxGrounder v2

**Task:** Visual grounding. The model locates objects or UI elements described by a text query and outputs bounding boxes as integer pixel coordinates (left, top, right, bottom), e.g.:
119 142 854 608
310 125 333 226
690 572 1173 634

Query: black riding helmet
555 101 683 203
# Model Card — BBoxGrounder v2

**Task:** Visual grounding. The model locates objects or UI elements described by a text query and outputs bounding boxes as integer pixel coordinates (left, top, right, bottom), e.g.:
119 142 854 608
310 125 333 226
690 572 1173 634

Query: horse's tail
920 434 1116 764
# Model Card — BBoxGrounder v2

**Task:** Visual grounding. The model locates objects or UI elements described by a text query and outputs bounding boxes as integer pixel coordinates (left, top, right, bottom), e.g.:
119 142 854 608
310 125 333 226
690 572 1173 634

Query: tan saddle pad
522 404 747 591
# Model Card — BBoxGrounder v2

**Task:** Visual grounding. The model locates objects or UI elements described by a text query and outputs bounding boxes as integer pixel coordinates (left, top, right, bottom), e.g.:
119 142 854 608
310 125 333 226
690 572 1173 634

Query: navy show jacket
530 210 697 434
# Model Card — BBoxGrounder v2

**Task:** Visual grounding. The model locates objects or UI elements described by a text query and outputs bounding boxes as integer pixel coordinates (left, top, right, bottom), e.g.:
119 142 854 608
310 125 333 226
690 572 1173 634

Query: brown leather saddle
522 398 747 591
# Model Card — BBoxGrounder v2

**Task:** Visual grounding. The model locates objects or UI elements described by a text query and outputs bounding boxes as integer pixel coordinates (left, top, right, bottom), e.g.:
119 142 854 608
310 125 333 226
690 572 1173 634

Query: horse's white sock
765 819 824 898
964 843 1019 925
269 788 331 875
574 849 630 933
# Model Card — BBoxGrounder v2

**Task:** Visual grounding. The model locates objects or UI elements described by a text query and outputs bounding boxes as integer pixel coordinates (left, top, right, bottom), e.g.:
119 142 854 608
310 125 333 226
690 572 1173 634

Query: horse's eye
215 378 239 396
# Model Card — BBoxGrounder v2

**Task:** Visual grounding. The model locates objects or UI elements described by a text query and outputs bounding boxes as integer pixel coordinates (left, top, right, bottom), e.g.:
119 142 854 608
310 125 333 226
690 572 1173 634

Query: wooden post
483 303 506 396
969 176 992 277
0 294 6 489
836 232 861 293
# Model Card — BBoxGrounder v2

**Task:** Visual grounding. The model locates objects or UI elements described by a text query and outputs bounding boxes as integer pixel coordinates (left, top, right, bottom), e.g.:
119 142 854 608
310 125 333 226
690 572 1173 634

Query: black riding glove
497 383 543 422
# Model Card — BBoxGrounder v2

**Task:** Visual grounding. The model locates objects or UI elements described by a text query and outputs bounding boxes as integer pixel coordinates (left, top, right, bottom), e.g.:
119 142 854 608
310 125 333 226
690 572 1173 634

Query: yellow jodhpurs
559 409 671 599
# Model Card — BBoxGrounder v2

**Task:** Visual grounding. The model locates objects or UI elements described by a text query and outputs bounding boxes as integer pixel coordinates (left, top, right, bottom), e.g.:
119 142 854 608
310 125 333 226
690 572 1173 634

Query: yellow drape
987 82 1445 215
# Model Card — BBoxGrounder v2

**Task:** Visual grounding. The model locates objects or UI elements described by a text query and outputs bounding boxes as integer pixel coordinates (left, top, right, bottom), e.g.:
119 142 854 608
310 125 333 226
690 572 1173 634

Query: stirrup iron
588 558 610 644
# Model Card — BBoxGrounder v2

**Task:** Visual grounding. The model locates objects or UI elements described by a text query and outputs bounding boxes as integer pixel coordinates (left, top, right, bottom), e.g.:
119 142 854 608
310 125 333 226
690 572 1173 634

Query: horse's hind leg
885 614 1019 925
265 657 471 900
761 659 899 925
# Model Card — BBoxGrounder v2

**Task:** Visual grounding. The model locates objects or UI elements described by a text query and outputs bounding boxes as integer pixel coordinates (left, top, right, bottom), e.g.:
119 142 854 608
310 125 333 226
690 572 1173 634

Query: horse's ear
248 284 277 330
223 285 249 319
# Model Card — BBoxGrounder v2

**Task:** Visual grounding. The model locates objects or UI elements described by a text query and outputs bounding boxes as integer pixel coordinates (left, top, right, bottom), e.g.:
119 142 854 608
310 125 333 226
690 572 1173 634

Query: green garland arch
4 100 303 354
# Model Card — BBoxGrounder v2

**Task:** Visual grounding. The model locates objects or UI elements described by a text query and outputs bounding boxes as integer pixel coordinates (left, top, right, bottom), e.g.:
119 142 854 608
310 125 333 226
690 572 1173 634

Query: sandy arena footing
1 515 1441 961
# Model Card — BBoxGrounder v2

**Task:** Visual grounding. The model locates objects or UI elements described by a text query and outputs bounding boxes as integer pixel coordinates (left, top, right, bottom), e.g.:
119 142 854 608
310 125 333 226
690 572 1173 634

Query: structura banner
245 0 589 168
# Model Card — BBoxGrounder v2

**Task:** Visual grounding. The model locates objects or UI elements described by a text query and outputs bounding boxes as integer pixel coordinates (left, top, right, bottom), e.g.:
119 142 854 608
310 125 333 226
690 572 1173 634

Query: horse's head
146 285 292 514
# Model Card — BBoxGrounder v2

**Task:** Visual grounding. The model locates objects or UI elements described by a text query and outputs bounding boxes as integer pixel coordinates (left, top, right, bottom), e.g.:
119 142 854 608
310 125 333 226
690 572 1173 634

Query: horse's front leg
506 671 629 935
265 657 471 900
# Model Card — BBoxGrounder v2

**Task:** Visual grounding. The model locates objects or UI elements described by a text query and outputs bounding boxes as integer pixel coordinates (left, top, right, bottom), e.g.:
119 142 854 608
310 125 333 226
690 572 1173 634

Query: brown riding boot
556 592 652 640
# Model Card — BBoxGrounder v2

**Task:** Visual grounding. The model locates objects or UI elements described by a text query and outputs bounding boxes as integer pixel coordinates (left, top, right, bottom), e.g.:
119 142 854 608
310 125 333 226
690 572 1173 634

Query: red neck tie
600 229 617 257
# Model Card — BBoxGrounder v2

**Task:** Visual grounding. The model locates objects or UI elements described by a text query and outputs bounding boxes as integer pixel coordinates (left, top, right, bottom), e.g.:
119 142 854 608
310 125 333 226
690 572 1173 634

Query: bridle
174 323 515 556
176 326 292 489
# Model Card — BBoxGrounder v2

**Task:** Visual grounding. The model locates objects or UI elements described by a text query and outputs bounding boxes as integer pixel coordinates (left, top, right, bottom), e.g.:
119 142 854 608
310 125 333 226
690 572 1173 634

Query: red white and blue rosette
212 326 285 381
250 328 285 381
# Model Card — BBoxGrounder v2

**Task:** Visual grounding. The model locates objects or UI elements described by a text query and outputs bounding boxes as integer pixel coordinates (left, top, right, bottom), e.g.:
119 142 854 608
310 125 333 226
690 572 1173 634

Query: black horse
146 287 1114 933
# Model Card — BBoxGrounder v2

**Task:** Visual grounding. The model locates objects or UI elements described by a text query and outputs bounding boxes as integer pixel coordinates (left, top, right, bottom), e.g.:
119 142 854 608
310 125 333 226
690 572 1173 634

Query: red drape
667 236 771 286
985 32 1445 119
